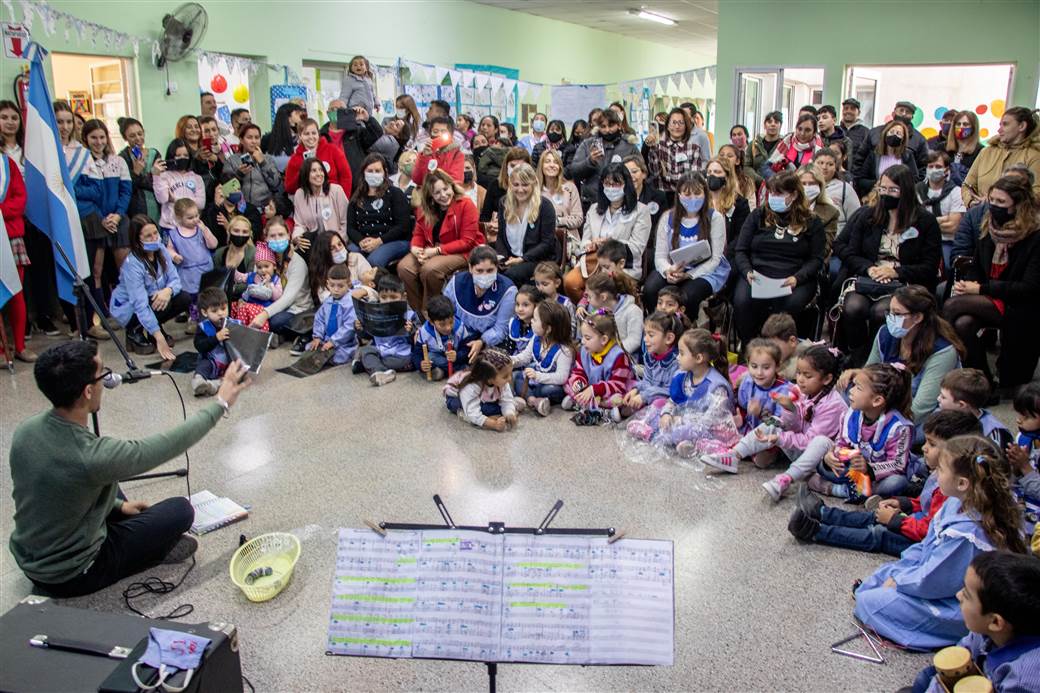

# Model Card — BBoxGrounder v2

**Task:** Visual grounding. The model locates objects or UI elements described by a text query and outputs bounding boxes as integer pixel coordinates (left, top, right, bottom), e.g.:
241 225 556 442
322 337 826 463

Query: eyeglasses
887 310 912 318
877 186 901 196
92 367 113 383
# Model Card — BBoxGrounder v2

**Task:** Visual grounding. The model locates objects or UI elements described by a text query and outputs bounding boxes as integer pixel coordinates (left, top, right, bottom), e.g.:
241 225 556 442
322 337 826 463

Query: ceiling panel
472 0 718 56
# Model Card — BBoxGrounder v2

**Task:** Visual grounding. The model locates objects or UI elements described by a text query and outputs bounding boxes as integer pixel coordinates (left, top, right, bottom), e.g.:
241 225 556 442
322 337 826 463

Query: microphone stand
51 239 187 482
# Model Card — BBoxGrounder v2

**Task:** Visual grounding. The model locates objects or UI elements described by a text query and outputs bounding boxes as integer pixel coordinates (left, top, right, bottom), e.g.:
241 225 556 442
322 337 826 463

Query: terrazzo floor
2 327 1015 692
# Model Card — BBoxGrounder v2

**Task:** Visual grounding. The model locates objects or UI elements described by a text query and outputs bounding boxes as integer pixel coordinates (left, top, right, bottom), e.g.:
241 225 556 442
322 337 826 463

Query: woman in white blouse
537 149 583 264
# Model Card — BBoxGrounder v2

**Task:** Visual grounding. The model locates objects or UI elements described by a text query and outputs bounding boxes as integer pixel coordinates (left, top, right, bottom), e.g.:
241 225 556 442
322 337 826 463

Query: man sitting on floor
8 341 250 597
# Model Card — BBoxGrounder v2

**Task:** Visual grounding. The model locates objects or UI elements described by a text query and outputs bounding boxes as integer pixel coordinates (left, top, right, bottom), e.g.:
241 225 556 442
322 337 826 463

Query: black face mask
546 131 563 144
706 175 725 192
229 234 250 247
174 157 191 172
463 170 474 184
472 146 488 161
990 204 1014 227
880 193 900 211
601 130 621 144
885 134 904 148
893 114 912 126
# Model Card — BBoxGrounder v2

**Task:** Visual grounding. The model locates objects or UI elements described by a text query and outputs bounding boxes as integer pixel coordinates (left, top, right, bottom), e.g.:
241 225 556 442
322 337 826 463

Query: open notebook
189 490 249 535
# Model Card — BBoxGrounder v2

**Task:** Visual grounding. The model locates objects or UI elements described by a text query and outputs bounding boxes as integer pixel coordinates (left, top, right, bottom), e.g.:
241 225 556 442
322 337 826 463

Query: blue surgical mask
603 186 625 202
768 194 790 213
473 271 497 290
267 238 289 254
886 313 910 338
532 120 546 133
142 241 163 252
679 195 704 213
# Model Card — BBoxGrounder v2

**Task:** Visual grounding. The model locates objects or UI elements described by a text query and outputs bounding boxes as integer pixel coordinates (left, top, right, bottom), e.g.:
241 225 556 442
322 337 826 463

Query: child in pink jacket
153 141 205 240
701 345 848 501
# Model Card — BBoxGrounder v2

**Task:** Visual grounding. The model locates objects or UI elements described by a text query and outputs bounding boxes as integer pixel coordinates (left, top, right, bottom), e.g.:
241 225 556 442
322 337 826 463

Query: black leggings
840 292 892 355
642 272 713 318
126 291 193 335
943 294 1001 384
732 277 817 343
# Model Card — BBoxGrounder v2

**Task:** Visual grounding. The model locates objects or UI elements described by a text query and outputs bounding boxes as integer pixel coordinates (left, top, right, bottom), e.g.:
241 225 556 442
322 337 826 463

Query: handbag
851 276 904 299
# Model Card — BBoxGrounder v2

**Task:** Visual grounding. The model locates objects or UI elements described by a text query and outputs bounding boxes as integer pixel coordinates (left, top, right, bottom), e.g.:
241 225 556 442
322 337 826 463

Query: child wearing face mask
154 143 205 243
338 55 376 115
505 285 542 358
917 150 966 270
233 241 282 329
167 198 218 331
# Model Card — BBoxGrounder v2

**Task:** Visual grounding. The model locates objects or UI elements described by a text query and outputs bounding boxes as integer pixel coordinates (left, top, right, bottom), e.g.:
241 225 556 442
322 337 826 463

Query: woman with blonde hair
705 155 751 247
495 162 557 284
797 164 840 252
538 148 583 263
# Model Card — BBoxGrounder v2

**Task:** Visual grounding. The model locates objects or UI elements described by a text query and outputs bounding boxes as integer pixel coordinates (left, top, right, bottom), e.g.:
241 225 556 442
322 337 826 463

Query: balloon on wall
210 74 227 94
990 99 1005 117
233 84 249 103
911 109 924 128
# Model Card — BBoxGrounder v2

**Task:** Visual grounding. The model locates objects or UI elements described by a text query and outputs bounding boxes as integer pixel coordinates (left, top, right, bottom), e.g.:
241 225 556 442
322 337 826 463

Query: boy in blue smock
192 287 240 397
307 264 358 366
413 294 468 381
355 272 416 386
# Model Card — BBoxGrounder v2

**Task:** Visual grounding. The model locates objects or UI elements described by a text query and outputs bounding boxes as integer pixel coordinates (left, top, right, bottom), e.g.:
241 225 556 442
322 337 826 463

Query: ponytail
586 269 640 306
861 363 913 419
459 348 512 390
945 435 1026 554
681 328 728 382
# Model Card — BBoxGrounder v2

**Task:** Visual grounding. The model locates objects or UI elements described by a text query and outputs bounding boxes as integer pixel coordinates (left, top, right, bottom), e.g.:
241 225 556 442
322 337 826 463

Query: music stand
350 495 620 693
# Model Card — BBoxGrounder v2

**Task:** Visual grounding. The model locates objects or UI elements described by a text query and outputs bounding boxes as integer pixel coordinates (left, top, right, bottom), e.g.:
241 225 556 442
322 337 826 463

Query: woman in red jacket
1 151 34 361
397 169 484 312
283 118 351 195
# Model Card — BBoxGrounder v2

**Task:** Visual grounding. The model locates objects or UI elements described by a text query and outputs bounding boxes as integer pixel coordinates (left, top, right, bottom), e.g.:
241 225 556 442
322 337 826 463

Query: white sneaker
530 397 551 417
191 373 216 397
561 395 575 411
514 398 527 414
762 474 793 502
609 407 623 423
370 369 397 386
701 451 740 474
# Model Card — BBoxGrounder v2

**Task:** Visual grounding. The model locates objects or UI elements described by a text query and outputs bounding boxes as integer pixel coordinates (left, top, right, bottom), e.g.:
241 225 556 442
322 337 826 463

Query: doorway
735 67 825 138
50 52 137 150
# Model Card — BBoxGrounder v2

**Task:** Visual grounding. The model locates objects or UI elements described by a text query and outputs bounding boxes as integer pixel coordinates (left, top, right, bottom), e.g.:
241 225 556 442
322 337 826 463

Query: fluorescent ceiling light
630 9 676 26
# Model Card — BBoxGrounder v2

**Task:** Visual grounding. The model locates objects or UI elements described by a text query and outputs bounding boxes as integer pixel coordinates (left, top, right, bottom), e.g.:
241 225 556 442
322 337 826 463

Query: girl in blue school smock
854 435 1027 651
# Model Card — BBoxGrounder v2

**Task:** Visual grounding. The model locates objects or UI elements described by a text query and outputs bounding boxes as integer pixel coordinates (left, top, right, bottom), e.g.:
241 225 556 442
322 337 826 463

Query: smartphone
131 145 142 159
201 137 214 149
241 153 254 166
336 107 357 132
221 178 242 198
164 158 179 169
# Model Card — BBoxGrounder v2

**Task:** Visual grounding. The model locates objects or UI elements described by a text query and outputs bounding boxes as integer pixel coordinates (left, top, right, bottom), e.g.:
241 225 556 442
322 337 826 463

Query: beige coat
962 134 1040 204
542 180 584 234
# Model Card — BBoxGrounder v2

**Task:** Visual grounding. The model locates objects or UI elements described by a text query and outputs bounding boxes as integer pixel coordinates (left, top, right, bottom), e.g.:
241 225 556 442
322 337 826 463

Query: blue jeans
512 371 565 403
816 463 910 498
814 506 914 557
349 240 410 268
268 310 297 336
445 396 501 417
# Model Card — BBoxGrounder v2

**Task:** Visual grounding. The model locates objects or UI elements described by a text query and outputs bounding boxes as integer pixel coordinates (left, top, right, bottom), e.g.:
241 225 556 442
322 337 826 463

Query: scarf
767 132 823 169
987 222 1029 266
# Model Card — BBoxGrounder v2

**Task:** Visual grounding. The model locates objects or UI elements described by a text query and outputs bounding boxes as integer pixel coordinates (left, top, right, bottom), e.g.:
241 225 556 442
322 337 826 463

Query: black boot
126 325 156 355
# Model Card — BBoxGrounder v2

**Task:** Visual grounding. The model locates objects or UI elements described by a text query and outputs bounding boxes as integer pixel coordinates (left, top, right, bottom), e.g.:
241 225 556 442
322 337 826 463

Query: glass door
735 69 780 139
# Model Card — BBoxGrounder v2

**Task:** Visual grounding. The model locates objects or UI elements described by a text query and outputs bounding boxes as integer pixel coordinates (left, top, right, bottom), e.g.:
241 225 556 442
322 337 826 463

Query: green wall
2 0 711 140
715 0 1039 140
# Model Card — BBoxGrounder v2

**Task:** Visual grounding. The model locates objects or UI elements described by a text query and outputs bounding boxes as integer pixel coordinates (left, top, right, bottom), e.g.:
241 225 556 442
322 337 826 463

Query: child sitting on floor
511 300 575 416
660 329 735 458
232 241 282 329
584 270 643 355
563 311 635 424
444 348 518 432
912 551 1040 693
788 409 981 556
413 295 468 381
625 311 685 440
807 363 915 501
506 285 541 358
575 239 628 322
938 368 1013 449
355 272 416 386
701 345 847 493
655 285 693 331
854 435 1026 651
732 338 790 436
760 312 810 382
191 287 240 397
1006 382 1040 543
306 264 357 366
532 261 575 333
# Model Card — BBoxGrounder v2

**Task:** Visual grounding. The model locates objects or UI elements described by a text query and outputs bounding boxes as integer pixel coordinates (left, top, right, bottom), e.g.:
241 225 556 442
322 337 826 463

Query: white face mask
473 272 497 289
803 184 821 200
603 186 625 202
364 171 384 187
332 249 348 265
395 108 407 119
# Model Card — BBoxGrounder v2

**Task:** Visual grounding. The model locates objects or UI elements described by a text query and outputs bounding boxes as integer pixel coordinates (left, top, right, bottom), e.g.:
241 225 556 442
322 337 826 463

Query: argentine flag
22 41 89 304
0 213 20 310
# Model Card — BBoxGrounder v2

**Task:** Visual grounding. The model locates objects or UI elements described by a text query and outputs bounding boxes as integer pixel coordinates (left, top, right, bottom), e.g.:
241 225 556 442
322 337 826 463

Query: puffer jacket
961 132 1040 205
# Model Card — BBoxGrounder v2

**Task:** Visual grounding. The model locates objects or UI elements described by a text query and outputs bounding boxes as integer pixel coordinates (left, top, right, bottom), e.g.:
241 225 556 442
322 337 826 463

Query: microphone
103 369 165 389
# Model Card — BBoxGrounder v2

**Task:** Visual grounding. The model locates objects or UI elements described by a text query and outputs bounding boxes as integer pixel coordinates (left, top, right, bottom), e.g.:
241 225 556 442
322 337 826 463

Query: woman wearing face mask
495 162 557 285
459 153 487 213
304 231 365 327
262 102 305 173
750 111 784 177
944 110 982 188
394 95 423 149
531 119 567 169
475 115 506 186
397 169 484 312
733 172 826 342
761 114 822 181
797 164 840 253
962 107 1040 207
225 123 282 212
833 165 942 363
564 119 588 169
116 117 165 221
292 158 349 236
204 172 264 246
855 120 920 198
812 147 860 235
284 118 351 196
213 215 255 300
646 108 708 201
562 164 651 302
391 150 419 200
480 147 532 226
857 285 965 421
346 153 412 268
519 113 549 155
442 246 518 368
565 109 639 209
944 175 1040 393
538 149 583 264
705 157 751 248
718 144 760 204
643 172 729 316
248 216 311 338
917 150 966 269
154 139 206 246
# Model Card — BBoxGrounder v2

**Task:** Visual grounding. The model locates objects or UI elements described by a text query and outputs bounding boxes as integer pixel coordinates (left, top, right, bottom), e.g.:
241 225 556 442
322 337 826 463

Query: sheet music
411 530 504 662
326 529 420 658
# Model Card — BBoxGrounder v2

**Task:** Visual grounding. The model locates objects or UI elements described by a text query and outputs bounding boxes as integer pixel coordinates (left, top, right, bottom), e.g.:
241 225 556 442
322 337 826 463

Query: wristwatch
216 396 231 418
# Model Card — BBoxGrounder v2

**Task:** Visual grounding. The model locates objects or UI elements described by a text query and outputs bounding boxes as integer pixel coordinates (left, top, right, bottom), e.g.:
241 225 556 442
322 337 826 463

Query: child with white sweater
444 348 518 432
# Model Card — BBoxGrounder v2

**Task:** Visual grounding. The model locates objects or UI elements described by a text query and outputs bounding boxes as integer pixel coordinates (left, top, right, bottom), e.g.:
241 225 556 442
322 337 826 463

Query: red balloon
975 104 987 115
210 74 228 94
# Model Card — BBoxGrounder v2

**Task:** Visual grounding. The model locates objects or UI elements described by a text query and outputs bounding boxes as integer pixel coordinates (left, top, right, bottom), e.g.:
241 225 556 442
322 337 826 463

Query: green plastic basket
229 532 301 602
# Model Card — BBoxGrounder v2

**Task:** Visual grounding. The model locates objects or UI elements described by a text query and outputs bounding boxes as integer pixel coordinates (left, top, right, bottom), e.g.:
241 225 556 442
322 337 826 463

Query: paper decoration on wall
198 54 251 124
270 84 307 123
990 99 1005 117
210 74 227 94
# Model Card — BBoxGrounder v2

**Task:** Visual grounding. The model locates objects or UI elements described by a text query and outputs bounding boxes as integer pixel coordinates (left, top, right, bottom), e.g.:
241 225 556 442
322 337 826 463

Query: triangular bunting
707 66 717 83
670 73 682 90
435 66 449 84
474 73 490 90
683 70 695 90
489 75 504 92
694 68 705 87
447 69 461 86
504 78 516 94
